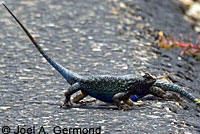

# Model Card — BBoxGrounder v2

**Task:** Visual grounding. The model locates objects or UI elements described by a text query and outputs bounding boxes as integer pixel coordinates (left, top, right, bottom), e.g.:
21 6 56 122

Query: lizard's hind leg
72 91 97 104
72 91 88 103
61 83 81 107
123 99 145 107
123 99 135 106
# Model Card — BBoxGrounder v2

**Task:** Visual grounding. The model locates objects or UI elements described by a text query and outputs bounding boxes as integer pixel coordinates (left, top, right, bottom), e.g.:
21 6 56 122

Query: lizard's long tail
154 80 200 104
3 3 80 85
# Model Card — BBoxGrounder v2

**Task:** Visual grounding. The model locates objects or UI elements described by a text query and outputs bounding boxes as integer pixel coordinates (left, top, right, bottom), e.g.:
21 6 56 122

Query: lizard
3 3 200 110
2 3 157 110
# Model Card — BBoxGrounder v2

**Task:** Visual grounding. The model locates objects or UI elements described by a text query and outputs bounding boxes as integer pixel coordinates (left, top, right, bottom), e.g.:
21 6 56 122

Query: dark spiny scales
78 75 154 102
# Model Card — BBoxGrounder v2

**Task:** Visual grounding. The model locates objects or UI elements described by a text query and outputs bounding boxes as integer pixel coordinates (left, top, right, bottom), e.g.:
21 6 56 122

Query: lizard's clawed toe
60 98 72 108
60 102 72 108
60 104 65 108
118 105 131 111
78 99 97 104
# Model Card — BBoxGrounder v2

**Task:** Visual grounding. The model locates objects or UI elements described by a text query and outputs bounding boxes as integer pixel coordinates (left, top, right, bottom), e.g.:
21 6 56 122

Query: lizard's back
78 75 151 103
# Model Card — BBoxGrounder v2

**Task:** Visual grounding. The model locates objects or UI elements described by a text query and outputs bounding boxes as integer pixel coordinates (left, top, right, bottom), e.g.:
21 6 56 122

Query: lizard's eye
143 73 151 79
143 73 155 81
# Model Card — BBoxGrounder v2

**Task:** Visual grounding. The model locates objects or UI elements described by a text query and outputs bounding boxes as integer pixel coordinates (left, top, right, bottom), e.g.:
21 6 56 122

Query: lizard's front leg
149 86 187 107
61 83 81 107
72 91 97 104
113 92 131 111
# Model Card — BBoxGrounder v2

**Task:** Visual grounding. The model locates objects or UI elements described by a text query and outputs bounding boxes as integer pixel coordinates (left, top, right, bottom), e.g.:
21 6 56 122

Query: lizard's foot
60 101 72 108
123 99 145 107
118 105 131 111
60 103 70 108
78 98 97 104
133 101 146 107
165 93 189 109
176 99 188 109
60 93 72 108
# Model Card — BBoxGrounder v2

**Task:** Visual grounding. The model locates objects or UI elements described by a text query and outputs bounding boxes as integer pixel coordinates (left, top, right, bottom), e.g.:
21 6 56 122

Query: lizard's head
142 73 156 85
129 73 156 94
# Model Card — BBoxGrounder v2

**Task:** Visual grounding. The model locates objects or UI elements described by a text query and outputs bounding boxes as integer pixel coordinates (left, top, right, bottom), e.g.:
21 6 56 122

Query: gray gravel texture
0 0 200 134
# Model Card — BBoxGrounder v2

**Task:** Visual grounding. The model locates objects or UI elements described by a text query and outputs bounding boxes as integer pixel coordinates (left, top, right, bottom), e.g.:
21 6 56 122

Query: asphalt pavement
0 0 200 133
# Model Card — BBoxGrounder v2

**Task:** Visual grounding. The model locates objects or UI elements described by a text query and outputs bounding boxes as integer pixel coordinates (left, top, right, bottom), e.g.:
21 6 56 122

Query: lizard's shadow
61 103 148 111
61 96 161 110
28 101 148 110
